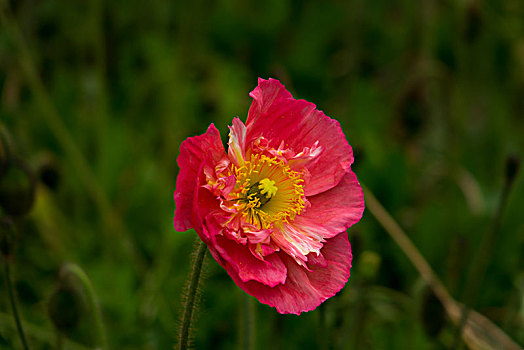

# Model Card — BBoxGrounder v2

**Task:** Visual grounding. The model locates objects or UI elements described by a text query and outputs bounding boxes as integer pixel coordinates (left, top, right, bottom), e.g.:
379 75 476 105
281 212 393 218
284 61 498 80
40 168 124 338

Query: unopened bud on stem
48 282 84 333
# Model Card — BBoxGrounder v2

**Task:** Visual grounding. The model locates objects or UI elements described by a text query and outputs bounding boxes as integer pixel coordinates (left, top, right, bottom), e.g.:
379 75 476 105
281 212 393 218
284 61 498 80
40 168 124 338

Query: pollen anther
228 153 306 229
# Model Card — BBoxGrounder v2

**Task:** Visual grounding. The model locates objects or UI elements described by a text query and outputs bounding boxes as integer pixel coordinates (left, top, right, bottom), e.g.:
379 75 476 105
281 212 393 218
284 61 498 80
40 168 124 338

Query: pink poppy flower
174 78 364 314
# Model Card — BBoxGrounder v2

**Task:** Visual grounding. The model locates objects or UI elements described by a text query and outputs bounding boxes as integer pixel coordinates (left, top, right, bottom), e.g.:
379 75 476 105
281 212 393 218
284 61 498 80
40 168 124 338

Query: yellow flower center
230 153 305 229
245 178 278 208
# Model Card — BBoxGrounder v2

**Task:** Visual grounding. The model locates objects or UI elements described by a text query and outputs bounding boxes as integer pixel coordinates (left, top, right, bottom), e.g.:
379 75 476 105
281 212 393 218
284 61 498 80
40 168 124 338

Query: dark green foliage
420 287 445 338
0 0 523 348
0 216 15 258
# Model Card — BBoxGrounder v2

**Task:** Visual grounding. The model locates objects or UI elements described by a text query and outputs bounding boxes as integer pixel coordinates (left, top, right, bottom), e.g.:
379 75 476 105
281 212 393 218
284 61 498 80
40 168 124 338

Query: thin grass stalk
363 184 521 350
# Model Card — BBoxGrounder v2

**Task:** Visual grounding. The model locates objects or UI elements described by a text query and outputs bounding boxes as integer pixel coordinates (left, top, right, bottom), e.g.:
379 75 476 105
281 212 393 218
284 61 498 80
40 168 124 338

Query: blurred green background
1 0 523 349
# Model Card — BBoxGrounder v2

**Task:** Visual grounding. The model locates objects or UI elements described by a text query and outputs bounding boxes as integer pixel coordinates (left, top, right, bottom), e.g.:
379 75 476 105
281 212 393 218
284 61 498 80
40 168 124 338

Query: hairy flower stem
178 240 207 350
4 261 30 350
61 263 107 350
453 156 520 349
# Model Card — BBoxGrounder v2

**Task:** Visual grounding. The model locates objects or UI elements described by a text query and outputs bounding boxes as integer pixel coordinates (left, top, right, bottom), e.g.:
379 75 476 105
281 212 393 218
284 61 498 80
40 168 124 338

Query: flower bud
0 158 36 216
48 272 85 333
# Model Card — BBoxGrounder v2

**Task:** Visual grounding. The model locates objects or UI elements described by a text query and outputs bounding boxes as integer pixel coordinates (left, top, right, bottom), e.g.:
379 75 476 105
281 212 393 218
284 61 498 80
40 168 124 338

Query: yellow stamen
227 153 306 229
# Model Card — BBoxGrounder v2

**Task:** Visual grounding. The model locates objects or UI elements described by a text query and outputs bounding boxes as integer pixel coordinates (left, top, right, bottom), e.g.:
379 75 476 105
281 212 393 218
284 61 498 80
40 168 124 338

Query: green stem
4 261 30 350
178 240 207 350
62 263 108 350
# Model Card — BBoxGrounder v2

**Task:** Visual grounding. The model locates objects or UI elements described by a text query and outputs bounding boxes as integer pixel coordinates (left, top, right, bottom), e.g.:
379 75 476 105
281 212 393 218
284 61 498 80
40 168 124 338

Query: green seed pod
0 158 36 217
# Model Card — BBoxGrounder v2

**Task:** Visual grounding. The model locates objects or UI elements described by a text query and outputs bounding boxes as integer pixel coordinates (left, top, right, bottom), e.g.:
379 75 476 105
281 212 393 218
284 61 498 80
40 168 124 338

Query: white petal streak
228 117 247 167
272 222 325 266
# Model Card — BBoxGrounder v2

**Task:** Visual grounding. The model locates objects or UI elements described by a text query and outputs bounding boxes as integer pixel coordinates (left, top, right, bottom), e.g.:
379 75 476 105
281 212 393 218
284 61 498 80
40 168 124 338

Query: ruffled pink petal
247 78 293 120
248 242 278 260
243 227 272 244
287 141 324 170
246 78 354 196
293 170 365 239
223 226 248 245
270 223 324 266
307 252 327 268
227 117 247 166
228 232 352 315
173 124 224 232
212 234 288 287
